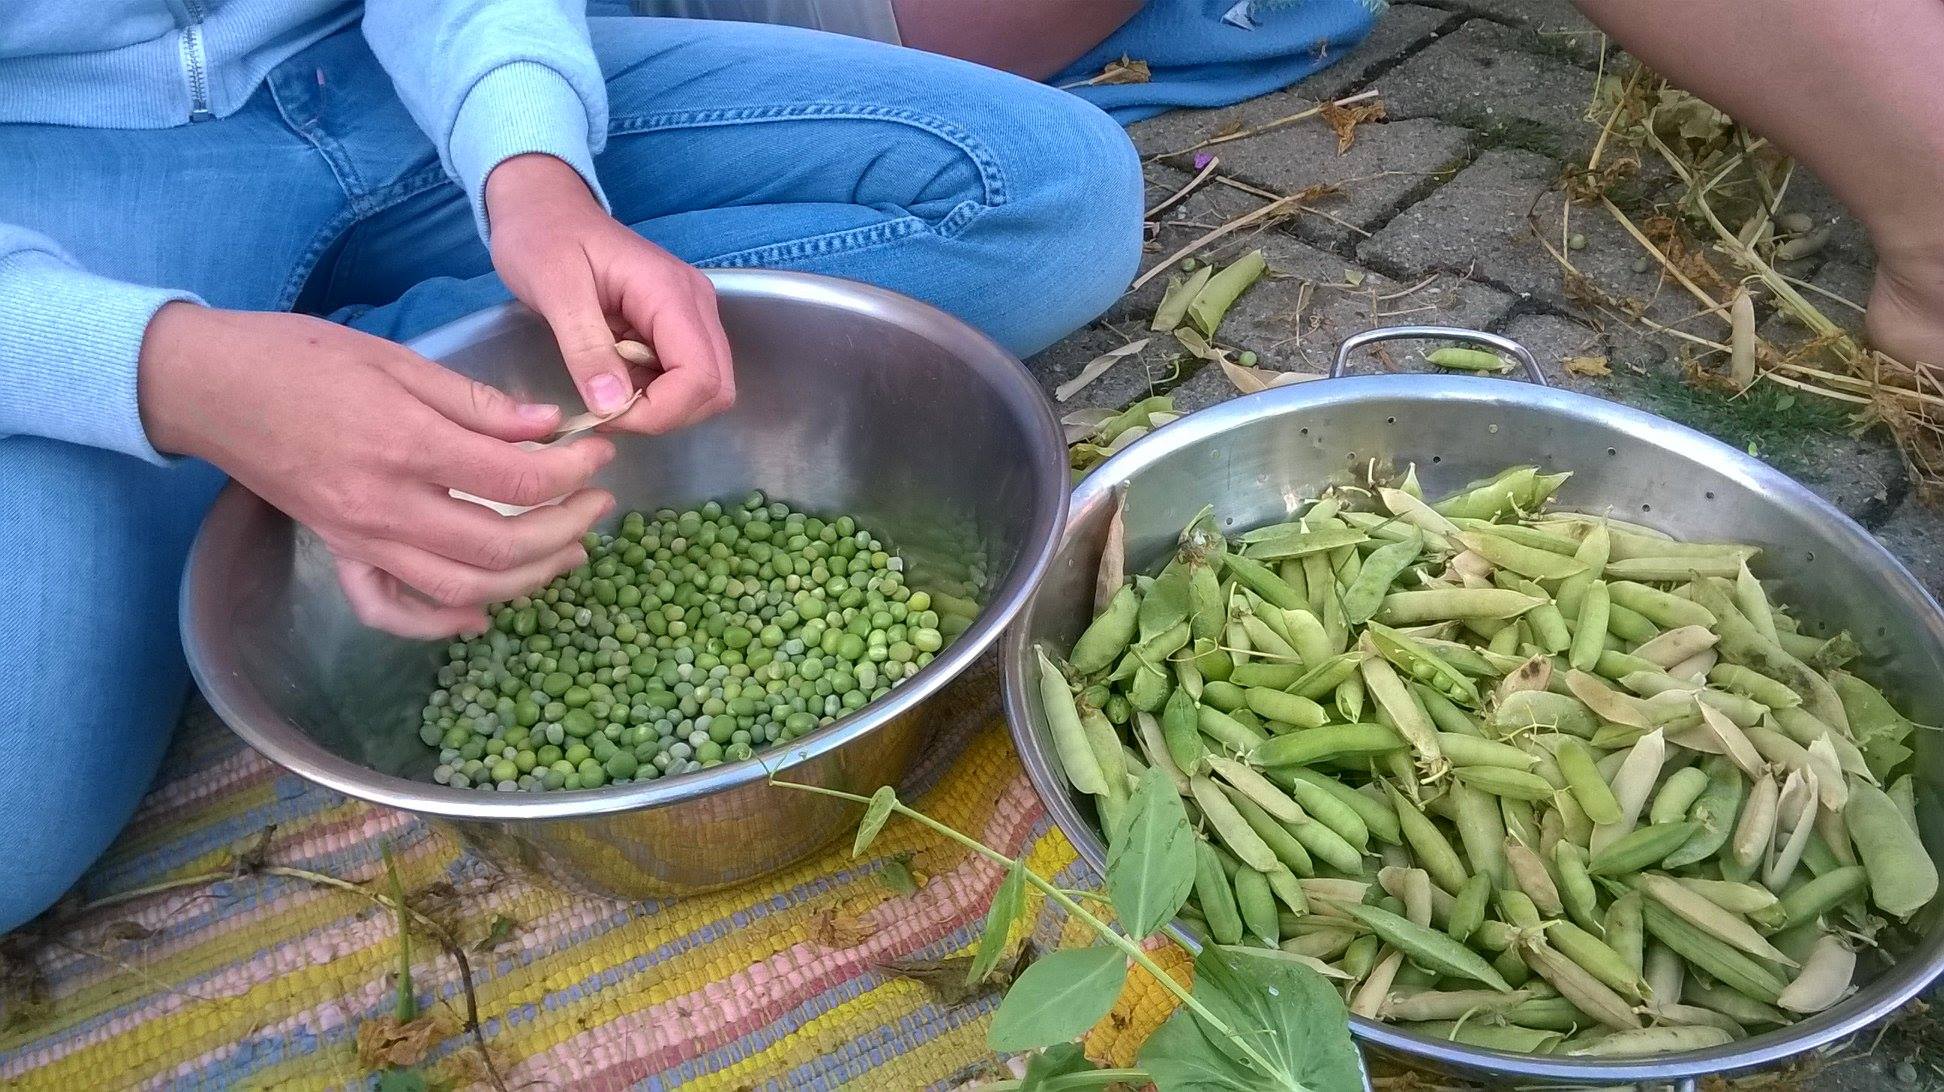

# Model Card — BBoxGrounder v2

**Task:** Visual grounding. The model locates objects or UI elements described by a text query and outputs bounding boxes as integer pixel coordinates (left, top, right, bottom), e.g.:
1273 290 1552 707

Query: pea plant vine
773 769 1365 1091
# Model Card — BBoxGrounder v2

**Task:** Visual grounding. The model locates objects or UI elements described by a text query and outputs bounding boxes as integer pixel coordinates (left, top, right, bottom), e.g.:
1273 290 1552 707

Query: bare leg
1575 0 1944 368
893 0 1144 81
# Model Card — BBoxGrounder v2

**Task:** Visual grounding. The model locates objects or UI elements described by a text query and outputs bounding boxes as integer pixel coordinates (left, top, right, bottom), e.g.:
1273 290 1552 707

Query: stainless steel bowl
183 270 1066 899
1000 327 1944 1086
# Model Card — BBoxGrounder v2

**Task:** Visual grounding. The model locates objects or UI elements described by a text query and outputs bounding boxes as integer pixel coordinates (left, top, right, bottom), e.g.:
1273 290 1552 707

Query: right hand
140 303 615 637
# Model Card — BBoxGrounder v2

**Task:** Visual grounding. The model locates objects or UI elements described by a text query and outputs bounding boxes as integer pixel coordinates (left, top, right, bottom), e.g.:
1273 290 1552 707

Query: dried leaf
1219 356 1325 395
356 1014 450 1071
1213 115 1246 139
1056 338 1152 402
1093 55 1151 86
1173 326 1218 360
1061 407 1118 444
811 906 875 948
883 944 1034 1008
1096 485 1128 616
234 825 277 874
471 914 516 953
1564 355 1611 377
1318 99 1386 154
103 921 156 943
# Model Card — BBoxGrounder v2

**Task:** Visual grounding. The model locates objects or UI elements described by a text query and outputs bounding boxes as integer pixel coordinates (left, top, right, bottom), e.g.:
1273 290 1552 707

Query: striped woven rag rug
0 678 1121 1091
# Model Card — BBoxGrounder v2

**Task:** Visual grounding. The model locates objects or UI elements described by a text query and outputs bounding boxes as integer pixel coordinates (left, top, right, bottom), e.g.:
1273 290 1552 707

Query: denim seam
265 72 371 210
604 102 1010 263
273 169 456 312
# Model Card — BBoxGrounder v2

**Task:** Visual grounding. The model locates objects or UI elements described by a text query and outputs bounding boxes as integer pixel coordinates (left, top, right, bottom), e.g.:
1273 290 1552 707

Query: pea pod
1452 766 1558 802
1252 722 1404 767
1440 733 1538 770
1773 865 1868 930
1243 686 1329 729
1198 704 1268 754
1446 873 1491 944
1520 938 1641 1031
1426 346 1516 374
1190 775 1279 872
1555 524 1610 621
1341 903 1513 991
1553 842 1602 934
1281 767 1402 845
1222 786 1316 877
1160 688 1210 776
1377 588 1545 626
1037 647 1109 797
1567 580 1609 672
1457 530 1588 581
1342 530 1425 624
1648 766 1710 826
1606 581 1716 629
1496 572 1573 653
1366 622 1481 706
1554 737 1623 826
1241 524 1368 562
1544 920 1647 1001
1194 840 1245 946
1847 779 1938 919
1070 586 1139 674
1223 552 1306 612
1275 770 1370 852
1662 758 1746 869
1449 781 1508 887
1234 867 1281 946
1589 821 1697 876
1641 901 1787 1004
1390 783 1471 895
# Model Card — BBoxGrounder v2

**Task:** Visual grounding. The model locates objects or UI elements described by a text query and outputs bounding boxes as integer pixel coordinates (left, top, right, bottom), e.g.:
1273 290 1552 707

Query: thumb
532 269 636 417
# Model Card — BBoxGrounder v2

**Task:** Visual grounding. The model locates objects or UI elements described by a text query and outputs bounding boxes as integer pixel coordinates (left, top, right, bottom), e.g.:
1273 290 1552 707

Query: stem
981 1068 1152 1091
773 781 1289 1084
381 843 416 1023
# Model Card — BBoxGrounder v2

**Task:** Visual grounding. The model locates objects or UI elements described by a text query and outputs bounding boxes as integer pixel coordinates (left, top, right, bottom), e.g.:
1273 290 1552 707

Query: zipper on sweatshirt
178 0 214 122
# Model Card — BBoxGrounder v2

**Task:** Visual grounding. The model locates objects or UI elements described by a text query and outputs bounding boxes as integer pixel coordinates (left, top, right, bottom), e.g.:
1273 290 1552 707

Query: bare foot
1866 254 1944 372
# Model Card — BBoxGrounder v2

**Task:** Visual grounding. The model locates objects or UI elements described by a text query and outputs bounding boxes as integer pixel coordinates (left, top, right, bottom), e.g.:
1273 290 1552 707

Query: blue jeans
0 16 1142 930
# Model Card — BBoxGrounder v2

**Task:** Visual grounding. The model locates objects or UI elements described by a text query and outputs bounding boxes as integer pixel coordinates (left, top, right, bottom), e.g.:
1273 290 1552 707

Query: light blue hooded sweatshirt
0 2 610 463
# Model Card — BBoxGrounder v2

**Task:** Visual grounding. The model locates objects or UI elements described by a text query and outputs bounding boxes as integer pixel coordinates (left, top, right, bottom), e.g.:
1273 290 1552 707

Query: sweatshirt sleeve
361 0 611 242
0 223 202 464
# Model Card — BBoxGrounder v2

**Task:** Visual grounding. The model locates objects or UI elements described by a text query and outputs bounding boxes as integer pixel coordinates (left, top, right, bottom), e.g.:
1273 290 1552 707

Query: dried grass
1560 66 1944 497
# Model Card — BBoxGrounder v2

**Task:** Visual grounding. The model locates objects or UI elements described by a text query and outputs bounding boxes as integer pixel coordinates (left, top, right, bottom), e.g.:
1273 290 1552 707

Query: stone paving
1028 2 1943 1086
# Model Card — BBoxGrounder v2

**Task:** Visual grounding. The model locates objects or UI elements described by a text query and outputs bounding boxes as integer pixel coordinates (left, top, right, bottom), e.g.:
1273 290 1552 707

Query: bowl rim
1000 371 1944 1082
182 268 1068 821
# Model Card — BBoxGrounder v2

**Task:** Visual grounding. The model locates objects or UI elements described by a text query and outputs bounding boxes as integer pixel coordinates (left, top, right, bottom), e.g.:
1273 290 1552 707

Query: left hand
484 153 736 432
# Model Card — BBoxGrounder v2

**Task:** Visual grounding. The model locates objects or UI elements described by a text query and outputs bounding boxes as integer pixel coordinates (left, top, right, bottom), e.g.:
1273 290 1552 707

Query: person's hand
139 303 616 637
484 153 735 432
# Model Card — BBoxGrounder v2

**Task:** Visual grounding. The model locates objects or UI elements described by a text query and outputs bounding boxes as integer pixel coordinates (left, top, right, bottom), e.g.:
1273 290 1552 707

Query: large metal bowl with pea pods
1000 326 1944 1087
182 269 1069 899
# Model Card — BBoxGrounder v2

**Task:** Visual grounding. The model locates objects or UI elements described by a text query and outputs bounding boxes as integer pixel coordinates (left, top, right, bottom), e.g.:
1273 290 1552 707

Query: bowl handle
1331 325 1549 387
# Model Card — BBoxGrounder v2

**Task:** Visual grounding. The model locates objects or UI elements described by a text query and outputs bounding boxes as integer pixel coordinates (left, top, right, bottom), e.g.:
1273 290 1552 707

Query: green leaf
1022 1043 1097 1089
375 1069 431 1092
967 857 1027 986
1140 945 1364 1092
1140 1010 1261 1092
988 946 1128 1052
472 913 516 953
879 856 920 896
1106 766 1198 939
854 786 897 857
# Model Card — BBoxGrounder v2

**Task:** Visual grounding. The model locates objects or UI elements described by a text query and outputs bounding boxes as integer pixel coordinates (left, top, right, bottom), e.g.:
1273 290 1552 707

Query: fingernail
518 402 559 422
596 491 616 517
588 373 627 413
